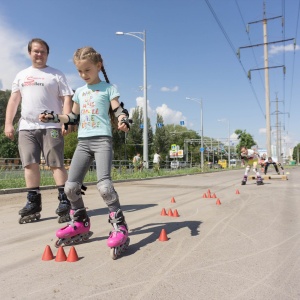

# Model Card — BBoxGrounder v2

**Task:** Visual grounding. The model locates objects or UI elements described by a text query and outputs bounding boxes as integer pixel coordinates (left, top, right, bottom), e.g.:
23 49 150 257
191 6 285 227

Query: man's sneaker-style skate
107 209 130 260
19 191 42 224
56 188 71 223
241 175 247 185
55 208 93 248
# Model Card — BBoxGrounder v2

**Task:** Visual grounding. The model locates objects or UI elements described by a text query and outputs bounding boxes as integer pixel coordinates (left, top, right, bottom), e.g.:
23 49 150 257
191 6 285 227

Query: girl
39 46 130 259
240 146 264 185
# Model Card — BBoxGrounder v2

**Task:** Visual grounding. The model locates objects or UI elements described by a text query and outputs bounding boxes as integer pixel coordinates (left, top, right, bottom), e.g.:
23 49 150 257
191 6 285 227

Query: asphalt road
1 167 300 300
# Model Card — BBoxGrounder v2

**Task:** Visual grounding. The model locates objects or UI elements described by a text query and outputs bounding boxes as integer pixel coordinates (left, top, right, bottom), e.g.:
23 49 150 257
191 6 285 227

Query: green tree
292 143 300 162
153 114 169 161
235 129 257 156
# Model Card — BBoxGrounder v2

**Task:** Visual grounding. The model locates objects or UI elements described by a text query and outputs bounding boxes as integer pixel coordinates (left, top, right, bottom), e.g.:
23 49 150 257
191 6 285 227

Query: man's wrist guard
41 110 60 123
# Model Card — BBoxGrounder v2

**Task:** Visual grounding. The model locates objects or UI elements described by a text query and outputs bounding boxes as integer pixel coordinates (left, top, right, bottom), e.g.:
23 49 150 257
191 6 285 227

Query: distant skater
240 146 264 185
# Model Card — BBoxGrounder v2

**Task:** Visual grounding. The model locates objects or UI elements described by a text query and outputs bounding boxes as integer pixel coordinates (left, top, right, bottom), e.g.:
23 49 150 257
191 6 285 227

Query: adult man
133 153 143 171
263 157 284 175
4 38 74 224
153 150 161 170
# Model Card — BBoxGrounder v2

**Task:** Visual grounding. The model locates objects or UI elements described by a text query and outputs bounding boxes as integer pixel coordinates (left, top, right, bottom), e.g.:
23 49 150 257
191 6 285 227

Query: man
133 153 143 171
263 157 284 175
4 38 74 224
153 150 161 170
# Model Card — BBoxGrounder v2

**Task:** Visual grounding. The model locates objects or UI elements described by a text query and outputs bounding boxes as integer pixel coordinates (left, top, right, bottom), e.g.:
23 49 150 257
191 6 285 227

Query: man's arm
61 95 74 134
4 91 21 141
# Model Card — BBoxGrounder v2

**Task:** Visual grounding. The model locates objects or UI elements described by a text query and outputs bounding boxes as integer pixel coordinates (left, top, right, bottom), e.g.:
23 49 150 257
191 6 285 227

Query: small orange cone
216 198 221 205
167 209 173 217
171 197 176 203
158 229 169 241
236 189 240 194
66 246 79 262
55 246 67 262
160 208 167 216
173 209 179 217
212 193 217 198
207 190 211 198
203 193 207 198
42 245 54 261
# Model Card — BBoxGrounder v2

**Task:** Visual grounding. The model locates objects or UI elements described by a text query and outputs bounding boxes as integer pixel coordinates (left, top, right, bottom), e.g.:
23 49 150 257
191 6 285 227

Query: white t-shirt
12 66 73 130
153 153 161 163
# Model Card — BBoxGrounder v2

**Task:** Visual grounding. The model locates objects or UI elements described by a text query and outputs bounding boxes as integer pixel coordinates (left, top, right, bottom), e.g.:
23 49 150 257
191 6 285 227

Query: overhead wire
204 0 265 118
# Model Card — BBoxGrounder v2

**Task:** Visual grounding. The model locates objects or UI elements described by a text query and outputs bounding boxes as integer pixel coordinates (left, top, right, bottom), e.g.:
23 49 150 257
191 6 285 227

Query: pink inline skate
107 209 130 259
55 208 93 248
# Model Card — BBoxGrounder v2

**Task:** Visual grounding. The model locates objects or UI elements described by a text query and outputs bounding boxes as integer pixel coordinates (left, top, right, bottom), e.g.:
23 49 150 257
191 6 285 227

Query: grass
1 165 294 190
0 166 216 190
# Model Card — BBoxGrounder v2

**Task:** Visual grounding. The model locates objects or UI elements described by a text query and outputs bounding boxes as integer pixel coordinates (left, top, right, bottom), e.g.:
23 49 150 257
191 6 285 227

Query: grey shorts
18 129 65 168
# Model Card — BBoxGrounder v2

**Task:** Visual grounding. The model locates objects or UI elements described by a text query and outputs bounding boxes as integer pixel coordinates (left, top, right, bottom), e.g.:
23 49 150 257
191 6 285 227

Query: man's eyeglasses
32 50 47 55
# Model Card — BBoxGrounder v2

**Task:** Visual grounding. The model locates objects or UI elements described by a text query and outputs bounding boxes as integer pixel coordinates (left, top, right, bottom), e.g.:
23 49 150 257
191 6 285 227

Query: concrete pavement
0 167 300 299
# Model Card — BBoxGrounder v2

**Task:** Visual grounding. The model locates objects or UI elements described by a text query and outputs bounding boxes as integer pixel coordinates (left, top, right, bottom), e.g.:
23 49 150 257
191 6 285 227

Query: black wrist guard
41 110 60 123
120 116 133 130
113 102 129 118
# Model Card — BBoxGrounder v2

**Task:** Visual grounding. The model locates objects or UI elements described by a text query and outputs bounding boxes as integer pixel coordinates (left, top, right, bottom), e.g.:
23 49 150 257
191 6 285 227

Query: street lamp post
116 31 148 168
218 119 231 168
186 97 204 170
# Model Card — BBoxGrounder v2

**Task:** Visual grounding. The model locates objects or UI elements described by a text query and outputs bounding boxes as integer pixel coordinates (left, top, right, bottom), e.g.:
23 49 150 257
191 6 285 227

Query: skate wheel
110 248 118 260
55 239 62 248
35 213 41 221
73 238 81 244
19 217 25 224
64 240 71 246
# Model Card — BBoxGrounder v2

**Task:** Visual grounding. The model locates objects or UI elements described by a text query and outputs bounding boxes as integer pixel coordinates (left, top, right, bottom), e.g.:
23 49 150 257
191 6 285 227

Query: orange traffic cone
42 245 54 261
171 197 176 203
160 208 167 216
55 246 67 262
216 198 221 205
158 229 169 241
235 189 240 194
203 193 207 198
173 209 179 217
66 246 79 262
212 193 217 198
207 190 211 198
167 209 173 217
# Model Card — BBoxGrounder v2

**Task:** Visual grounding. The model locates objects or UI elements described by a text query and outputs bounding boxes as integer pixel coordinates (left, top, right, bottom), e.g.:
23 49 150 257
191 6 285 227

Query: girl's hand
118 116 130 132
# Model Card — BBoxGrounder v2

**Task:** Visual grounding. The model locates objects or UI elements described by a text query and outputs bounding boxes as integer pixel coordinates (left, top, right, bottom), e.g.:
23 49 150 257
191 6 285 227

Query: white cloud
156 103 186 124
269 43 300 55
0 17 29 90
259 128 266 134
160 86 179 92
129 98 187 129
65 73 84 90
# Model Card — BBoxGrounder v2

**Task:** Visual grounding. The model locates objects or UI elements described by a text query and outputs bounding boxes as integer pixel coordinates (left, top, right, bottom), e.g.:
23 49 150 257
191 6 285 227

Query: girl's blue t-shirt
72 82 120 138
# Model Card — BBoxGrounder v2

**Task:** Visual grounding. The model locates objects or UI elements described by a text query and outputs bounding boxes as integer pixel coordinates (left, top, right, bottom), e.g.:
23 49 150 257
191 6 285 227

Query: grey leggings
64 137 120 212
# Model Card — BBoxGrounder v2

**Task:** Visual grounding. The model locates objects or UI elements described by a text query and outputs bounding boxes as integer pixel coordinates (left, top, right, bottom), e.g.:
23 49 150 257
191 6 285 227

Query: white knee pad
246 166 250 173
97 179 119 206
64 181 83 203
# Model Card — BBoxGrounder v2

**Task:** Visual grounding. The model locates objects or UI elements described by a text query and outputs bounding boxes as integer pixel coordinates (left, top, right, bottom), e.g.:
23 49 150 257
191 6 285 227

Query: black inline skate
19 191 42 224
56 187 71 223
241 175 247 185
256 176 264 185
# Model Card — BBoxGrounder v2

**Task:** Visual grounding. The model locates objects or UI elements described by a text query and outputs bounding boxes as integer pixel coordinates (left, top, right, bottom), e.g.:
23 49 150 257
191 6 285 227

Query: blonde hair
73 46 117 128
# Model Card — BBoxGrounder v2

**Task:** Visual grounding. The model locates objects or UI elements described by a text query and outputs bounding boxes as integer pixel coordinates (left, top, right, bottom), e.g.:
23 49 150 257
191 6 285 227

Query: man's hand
4 124 15 141
39 110 60 123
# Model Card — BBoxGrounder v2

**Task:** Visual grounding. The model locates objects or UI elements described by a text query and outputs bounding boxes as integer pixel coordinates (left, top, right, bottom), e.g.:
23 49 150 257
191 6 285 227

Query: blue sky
0 0 299 155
